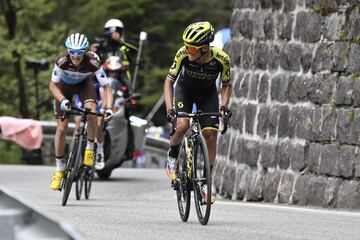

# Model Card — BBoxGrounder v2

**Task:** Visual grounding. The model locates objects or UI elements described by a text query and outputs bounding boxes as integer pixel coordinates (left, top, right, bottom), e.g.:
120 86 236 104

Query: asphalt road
1 164 360 240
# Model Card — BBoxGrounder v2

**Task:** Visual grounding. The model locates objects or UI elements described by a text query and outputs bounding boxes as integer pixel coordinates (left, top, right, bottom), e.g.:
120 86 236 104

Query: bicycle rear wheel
62 135 84 206
176 140 191 222
193 135 211 225
85 167 94 199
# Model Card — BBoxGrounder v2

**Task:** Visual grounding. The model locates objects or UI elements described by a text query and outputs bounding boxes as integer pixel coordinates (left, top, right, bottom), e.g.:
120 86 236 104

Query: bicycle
60 106 104 206
170 110 229 225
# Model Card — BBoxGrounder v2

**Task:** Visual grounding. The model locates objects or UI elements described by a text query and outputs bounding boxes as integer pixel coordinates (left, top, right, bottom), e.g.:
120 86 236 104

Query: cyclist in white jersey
49 33 113 190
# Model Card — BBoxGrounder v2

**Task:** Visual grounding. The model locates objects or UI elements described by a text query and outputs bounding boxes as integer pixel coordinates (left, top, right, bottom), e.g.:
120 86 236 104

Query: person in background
91 19 138 159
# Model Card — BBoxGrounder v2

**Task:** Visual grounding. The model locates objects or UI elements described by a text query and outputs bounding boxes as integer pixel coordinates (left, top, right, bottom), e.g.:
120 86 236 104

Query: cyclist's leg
196 86 219 203
171 83 193 154
50 82 73 190
79 76 98 167
95 88 106 169
96 87 105 146
166 83 192 180
196 85 219 168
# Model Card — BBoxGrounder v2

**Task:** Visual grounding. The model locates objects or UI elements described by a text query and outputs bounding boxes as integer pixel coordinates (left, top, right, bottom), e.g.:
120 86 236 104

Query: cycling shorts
53 76 97 119
74 86 103 113
174 82 219 131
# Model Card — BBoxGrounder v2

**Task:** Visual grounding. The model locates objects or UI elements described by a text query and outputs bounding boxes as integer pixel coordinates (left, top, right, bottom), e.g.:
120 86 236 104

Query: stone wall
214 0 360 209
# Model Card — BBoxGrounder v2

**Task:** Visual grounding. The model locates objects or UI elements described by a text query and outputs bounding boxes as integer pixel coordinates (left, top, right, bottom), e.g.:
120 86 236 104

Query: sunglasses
68 49 85 56
185 43 205 54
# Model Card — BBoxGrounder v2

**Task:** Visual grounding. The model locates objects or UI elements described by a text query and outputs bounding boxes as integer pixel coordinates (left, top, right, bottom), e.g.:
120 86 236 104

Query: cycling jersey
51 51 108 86
51 51 108 119
167 46 231 89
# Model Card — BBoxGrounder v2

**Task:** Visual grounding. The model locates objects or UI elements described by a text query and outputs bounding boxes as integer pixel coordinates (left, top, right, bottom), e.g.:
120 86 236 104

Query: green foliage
347 110 355 121
331 140 341 149
0 0 231 161
0 0 231 119
349 72 360 81
0 141 23 164
312 6 337 16
354 35 360 45
330 99 337 109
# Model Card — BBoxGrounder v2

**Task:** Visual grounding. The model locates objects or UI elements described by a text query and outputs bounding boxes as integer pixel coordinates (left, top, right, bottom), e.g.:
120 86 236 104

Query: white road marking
216 199 360 217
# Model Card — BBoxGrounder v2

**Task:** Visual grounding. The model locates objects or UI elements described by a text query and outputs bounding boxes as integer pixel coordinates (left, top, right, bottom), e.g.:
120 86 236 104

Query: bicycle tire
176 140 191 222
75 167 84 200
193 134 211 225
62 135 84 206
85 167 94 199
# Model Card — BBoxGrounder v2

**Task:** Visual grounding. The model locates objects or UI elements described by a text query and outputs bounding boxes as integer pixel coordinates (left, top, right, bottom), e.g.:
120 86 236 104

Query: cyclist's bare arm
49 81 66 102
103 84 113 109
220 83 232 107
164 77 175 111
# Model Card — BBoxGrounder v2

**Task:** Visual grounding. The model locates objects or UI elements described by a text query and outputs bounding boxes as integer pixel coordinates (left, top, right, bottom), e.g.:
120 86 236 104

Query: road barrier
39 121 170 167
0 186 85 240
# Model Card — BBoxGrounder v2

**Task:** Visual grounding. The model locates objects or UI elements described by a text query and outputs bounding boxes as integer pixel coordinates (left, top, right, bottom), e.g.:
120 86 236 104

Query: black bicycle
60 106 104 206
171 110 229 225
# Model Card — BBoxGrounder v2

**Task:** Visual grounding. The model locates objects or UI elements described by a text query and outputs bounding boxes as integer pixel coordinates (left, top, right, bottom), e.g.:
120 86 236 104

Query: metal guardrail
0 187 85 240
39 121 170 167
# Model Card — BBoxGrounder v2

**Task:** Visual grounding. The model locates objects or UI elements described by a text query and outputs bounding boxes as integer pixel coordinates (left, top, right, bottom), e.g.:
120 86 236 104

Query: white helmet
104 19 124 32
65 33 89 50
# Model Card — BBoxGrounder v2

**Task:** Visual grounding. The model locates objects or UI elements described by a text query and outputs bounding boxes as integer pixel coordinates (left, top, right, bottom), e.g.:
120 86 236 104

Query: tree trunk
12 50 30 118
1 0 30 118
1 0 16 39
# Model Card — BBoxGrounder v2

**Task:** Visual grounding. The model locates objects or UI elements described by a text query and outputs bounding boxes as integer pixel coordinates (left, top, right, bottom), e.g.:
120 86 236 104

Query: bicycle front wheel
193 134 211 225
85 167 94 199
62 135 84 206
75 167 84 200
176 139 191 222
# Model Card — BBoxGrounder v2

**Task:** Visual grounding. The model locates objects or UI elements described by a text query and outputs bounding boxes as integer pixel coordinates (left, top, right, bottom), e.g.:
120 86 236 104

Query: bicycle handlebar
170 110 229 136
61 106 105 122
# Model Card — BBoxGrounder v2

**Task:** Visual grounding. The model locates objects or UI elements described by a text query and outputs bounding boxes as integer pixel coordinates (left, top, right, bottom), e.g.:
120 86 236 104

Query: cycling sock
96 142 103 153
169 144 180 158
86 139 95 150
55 156 64 171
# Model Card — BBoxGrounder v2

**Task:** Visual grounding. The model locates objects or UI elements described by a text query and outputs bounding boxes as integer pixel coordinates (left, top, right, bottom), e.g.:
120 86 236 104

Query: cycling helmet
65 33 89 50
104 19 124 33
182 21 214 47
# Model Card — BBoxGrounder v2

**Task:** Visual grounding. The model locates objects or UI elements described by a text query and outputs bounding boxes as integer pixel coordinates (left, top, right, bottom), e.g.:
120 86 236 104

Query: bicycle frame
172 110 229 224
60 106 104 206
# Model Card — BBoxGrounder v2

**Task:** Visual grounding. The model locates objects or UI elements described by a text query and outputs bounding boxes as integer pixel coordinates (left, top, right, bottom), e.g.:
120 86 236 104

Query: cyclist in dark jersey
49 33 113 190
164 22 232 204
